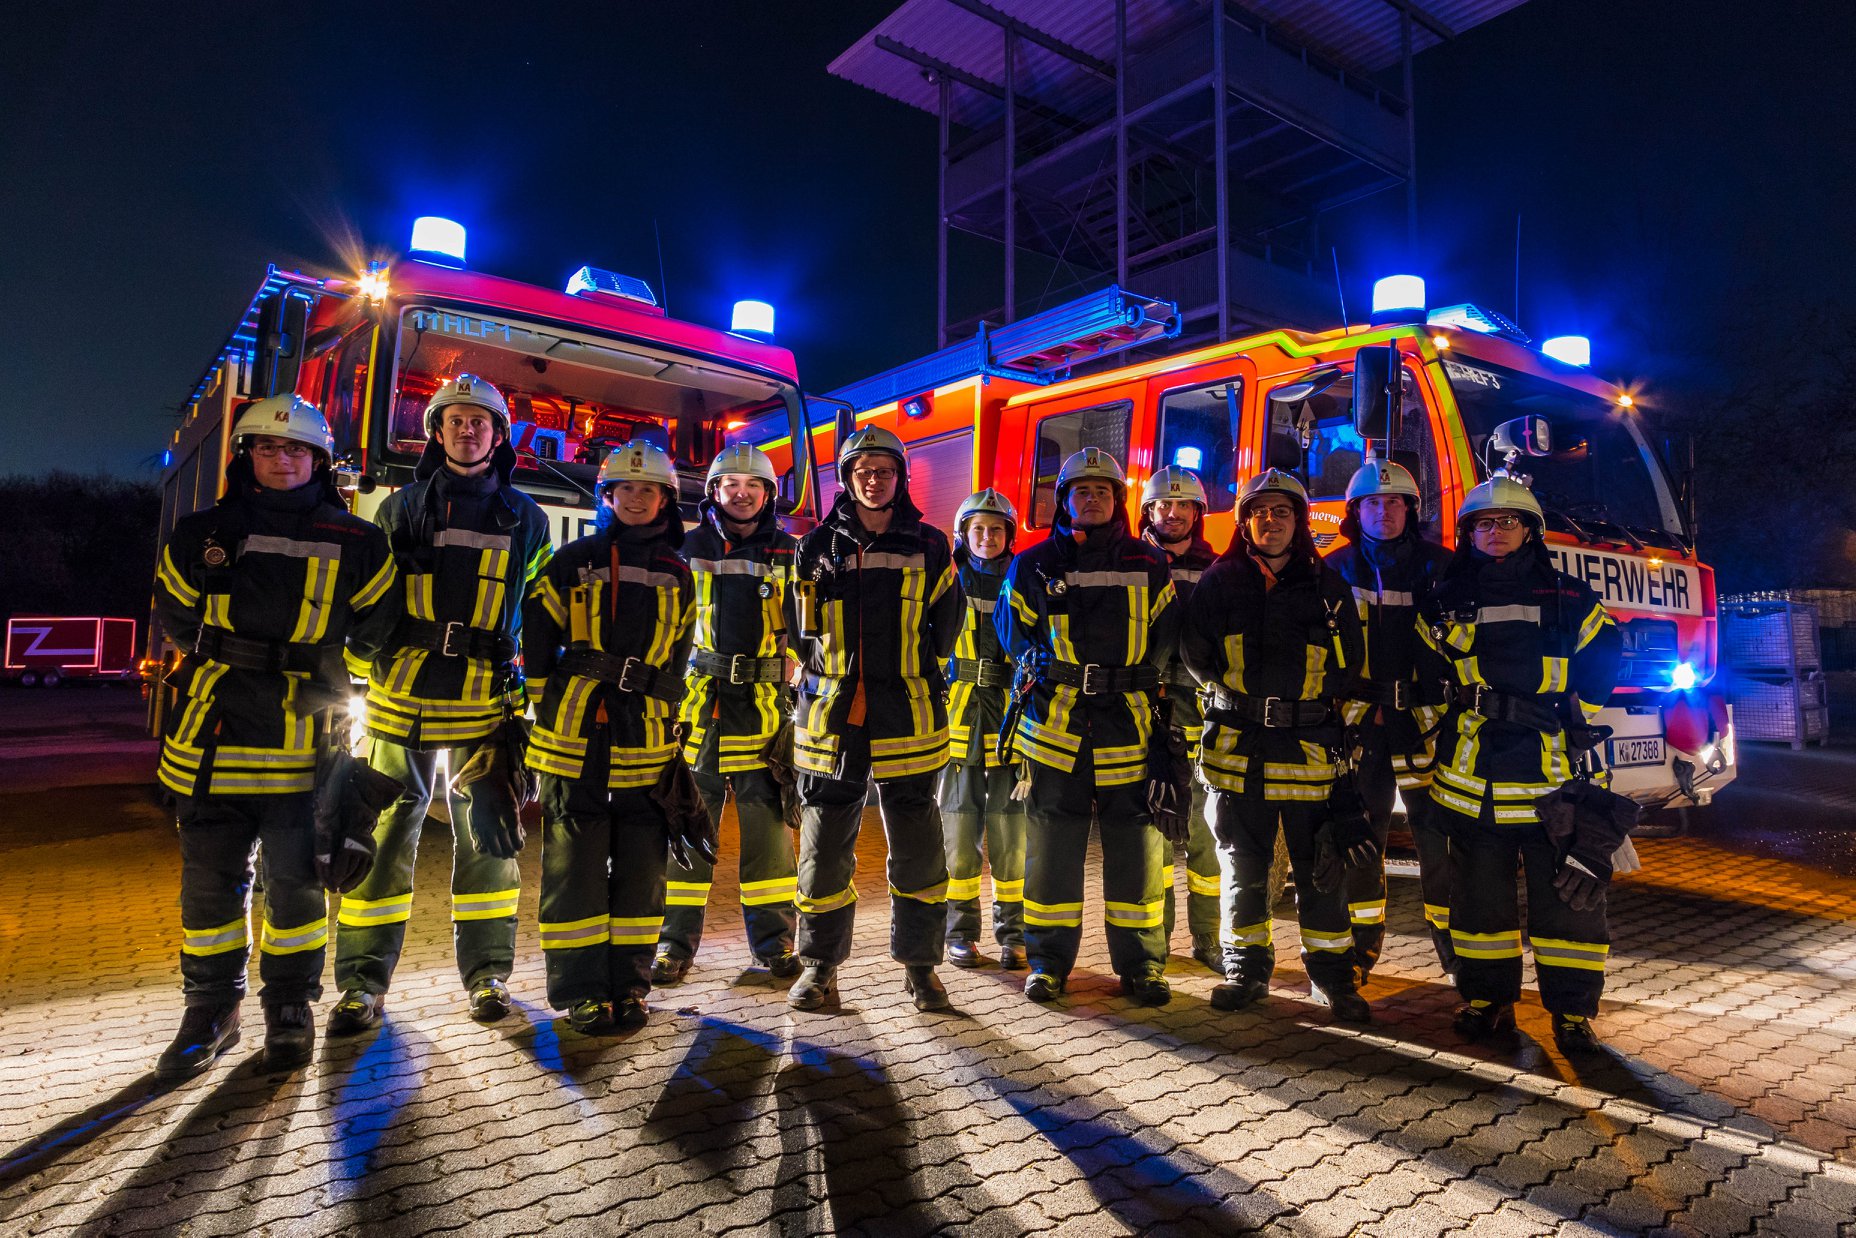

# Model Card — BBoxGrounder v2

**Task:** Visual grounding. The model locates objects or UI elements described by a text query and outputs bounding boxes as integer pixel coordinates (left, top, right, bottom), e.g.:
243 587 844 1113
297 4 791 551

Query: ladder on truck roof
822 285 1180 415
180 266 335 411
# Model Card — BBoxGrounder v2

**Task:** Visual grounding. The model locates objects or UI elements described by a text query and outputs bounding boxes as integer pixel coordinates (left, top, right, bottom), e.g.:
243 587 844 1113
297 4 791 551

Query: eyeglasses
249 442 313 459
1245 504 1296 523
1470 515 1526 532
851 467 897 483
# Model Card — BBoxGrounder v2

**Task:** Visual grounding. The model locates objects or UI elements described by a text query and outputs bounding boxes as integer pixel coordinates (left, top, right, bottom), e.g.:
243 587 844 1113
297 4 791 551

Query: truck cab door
251 287 316 398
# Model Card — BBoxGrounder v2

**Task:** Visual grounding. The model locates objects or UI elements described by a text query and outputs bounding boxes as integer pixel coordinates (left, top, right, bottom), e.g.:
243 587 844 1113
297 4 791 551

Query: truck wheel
18 671 39 688
41 670 61 688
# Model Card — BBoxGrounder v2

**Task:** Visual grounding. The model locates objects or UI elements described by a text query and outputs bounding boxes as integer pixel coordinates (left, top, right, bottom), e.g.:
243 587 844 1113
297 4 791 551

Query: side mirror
1490 415 1552 457
1350 345 1403 440
1270 367 1344 405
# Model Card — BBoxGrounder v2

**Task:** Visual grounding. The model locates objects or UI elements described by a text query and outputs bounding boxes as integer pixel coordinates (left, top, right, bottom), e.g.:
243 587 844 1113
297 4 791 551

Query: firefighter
653 443 800 983
1140 466 1221 972
524 442 696 1032
786 426 962 1012
328 374 551 1035
1325 458 1454 981
1182 469 1369 1021
939 488 1027 970
996 448 1179 1006
152 395 397 1076
1420 473 1622 1053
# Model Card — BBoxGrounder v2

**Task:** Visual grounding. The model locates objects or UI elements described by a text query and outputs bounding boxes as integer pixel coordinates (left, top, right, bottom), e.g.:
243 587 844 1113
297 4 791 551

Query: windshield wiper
1540 503 1598 544
529 454 596 502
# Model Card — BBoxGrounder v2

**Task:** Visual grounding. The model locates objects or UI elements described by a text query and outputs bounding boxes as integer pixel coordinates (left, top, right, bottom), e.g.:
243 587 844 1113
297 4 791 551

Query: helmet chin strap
437 436 496 473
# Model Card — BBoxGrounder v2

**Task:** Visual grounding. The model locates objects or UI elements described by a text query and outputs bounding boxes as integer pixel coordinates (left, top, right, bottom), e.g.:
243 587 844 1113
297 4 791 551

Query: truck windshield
1443 357 1687 549
387 305 804 510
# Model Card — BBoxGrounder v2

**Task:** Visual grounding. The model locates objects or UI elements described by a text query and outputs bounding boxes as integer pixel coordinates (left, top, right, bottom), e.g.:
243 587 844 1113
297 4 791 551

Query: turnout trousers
936 762 1026 949
333 739 520 996
795 726 948 967
1210 792 1357 991
1022 756 1168 981
537 773 669 1009
176 792 327 1007
1442 811 1608 1018
1161 782 1218 944
658 768 798 964
1340 723 1456 975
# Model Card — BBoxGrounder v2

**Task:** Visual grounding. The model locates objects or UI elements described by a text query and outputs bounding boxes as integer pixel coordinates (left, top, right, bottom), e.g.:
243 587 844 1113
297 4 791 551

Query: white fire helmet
1345 458 1422 512
424 373 512 437
1238 468 1309 517
705 442 778 491
955 488 1018 540
1457 472 1544 530
837 425 909 485
1055 447 1127 503
231 395 334 462
599 441 679 496
1142 466 1208 509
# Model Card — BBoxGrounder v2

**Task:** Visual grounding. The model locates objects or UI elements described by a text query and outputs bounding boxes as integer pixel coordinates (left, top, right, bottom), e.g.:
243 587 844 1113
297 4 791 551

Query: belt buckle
1469 684 1489 714
441 621 466 658
618 656 644 694
1081 663 1104 695
727 653 750 685
1261 695 1285 727
1391 680 1410 711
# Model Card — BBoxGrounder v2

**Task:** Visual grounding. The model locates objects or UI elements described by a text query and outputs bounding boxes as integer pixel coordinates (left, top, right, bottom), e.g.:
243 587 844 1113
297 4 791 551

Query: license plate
1606 736 1665 768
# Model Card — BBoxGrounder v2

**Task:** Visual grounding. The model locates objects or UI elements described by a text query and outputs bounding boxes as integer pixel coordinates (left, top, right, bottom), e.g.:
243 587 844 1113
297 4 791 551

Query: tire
41 671 61 688
18 671 39 688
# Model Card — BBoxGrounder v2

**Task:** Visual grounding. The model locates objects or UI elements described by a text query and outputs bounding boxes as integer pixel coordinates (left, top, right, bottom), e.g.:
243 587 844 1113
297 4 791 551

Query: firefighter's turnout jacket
1181 546 1364 801
1418 540 1622 826
788 490 961 781
677 497 795 772
946 547 1014 767
1325 528 1454 785
1141 526 1217 755
155 481 397 797
995 510 1179 787
525 518 696 789
363 459 552 749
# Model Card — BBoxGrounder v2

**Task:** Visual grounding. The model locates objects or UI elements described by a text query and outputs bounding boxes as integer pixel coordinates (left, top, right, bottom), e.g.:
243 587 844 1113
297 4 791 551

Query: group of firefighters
149 375 1629 1079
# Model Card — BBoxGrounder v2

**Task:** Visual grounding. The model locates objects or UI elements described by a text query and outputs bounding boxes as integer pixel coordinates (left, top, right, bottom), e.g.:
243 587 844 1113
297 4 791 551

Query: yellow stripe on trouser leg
1529 936 1609 971
337 892 413 928
181 917 250 957
1300 927 1354 954
539 914 610 950
740 877 798 907
890 879 949 904
608 916 664 946
945 876 984 901
1024 899 1084 928
1104 899 1164 929
452 889 519 922
666 881 712 907
991 878 1024 901
1223 919 1272 948
1187 869 1221 897
260 915 329 955
1423 903 1450 930
1451 929 1523 959
1347 899 1386 926
796 885 857 915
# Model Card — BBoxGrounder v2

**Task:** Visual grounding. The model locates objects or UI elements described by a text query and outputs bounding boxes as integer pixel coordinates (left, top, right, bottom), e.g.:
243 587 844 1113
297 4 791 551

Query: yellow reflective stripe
288 556 341 643
796 885 857 915
338 892 414 926
1347 900 1387 925
1186 869 1221 897
1423 903 1450 929
1300 927 1354 953
1530 936 1610 970
1223 919 1272 948
260 915 329 955
157 546 200 606
1451 928 1524 958
453 888 519 921
1104 900 1164 929
352 555 396 609
540 915 610 949
608 915 664 945
890 879 949 905
740 878 797 907
537 577 569 628
181 916 249 956
666 881 712 907
990 877 1024 900
1024 899 1084 927
946 875 984 901
1575 603 1611 652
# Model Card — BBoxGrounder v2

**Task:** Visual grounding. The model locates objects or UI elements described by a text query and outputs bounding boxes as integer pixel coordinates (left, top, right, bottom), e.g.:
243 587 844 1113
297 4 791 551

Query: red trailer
5 616 139 687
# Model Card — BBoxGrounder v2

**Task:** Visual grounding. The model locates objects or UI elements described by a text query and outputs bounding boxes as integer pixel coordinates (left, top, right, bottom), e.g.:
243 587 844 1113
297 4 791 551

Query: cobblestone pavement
3 771 1854 1238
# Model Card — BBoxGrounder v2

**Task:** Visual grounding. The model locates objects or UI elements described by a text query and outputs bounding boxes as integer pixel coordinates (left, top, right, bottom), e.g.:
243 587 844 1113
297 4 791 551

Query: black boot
614 992 650 1030
327 990 383 1036
568 999 616 1034
1310 981 1373 1024
946 940 985 969
1023 969 1065 1002
1120 966 1172 1007
155 1003 241 1079
1210 976 1269 1011
1454 1001 1517 1042
787 963 837 1011
650 951 691 986
758 952 803 979
468 979 511 1023
1553 1013 1602 1055
262 1003 315 1071
904 965 951 1011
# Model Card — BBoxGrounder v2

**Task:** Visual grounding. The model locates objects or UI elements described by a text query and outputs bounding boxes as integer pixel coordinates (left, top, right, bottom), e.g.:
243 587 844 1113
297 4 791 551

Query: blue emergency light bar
1173 446 1204 471
409 217 467 267
1541 335 1591 367
731 300 775 336
1371 275 1426 322
565 266 658 307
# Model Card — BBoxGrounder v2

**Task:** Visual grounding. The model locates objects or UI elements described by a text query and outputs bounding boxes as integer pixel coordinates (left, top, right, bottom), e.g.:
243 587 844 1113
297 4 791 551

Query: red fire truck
6 616 139 687
813 279 1734 813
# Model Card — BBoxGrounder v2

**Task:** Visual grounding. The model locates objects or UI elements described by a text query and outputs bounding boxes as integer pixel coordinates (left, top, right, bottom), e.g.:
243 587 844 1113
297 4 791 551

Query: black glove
1146 720 1195 844
1536 780 1639 910
1323 769 1381 880
468 810 526 860
1310 821 1345 894
1553 858 1607 912
313 749 400 892
652 753 720 868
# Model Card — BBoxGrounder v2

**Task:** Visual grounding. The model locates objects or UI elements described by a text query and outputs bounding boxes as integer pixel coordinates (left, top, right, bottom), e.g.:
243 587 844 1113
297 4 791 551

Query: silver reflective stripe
240 535 343 560
688 558 775 578
581 565 683 590
1067 570 1151 588
1352 585 1415 607
263 922 328 949
858 552 926 571
1171 569 1204 584
967 598 997 614
185 924 248 948
1532 941 1609 964
434 528 512 552
1477 604 1542 625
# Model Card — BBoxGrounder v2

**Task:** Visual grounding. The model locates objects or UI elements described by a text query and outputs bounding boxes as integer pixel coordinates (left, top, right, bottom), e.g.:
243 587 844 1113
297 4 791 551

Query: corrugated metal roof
829 0 1532 121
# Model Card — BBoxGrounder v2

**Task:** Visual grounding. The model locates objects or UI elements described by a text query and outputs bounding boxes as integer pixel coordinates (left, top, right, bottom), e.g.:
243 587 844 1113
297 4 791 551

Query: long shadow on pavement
0 1073 175 1210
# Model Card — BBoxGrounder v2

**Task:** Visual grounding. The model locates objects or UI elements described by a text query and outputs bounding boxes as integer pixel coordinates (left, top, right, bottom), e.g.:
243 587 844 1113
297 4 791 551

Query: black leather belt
557 646 686 702
1349 679 1415 711
1206 691 1332 729
951 657 1013 688
398 618 517 663
691 649 785 684
1454 685 1562 733
1042 660 1160 696
192 627 326 674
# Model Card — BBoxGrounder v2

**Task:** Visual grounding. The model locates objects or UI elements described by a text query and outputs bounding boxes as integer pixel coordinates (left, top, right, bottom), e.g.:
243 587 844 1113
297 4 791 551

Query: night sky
3 0 1851 478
